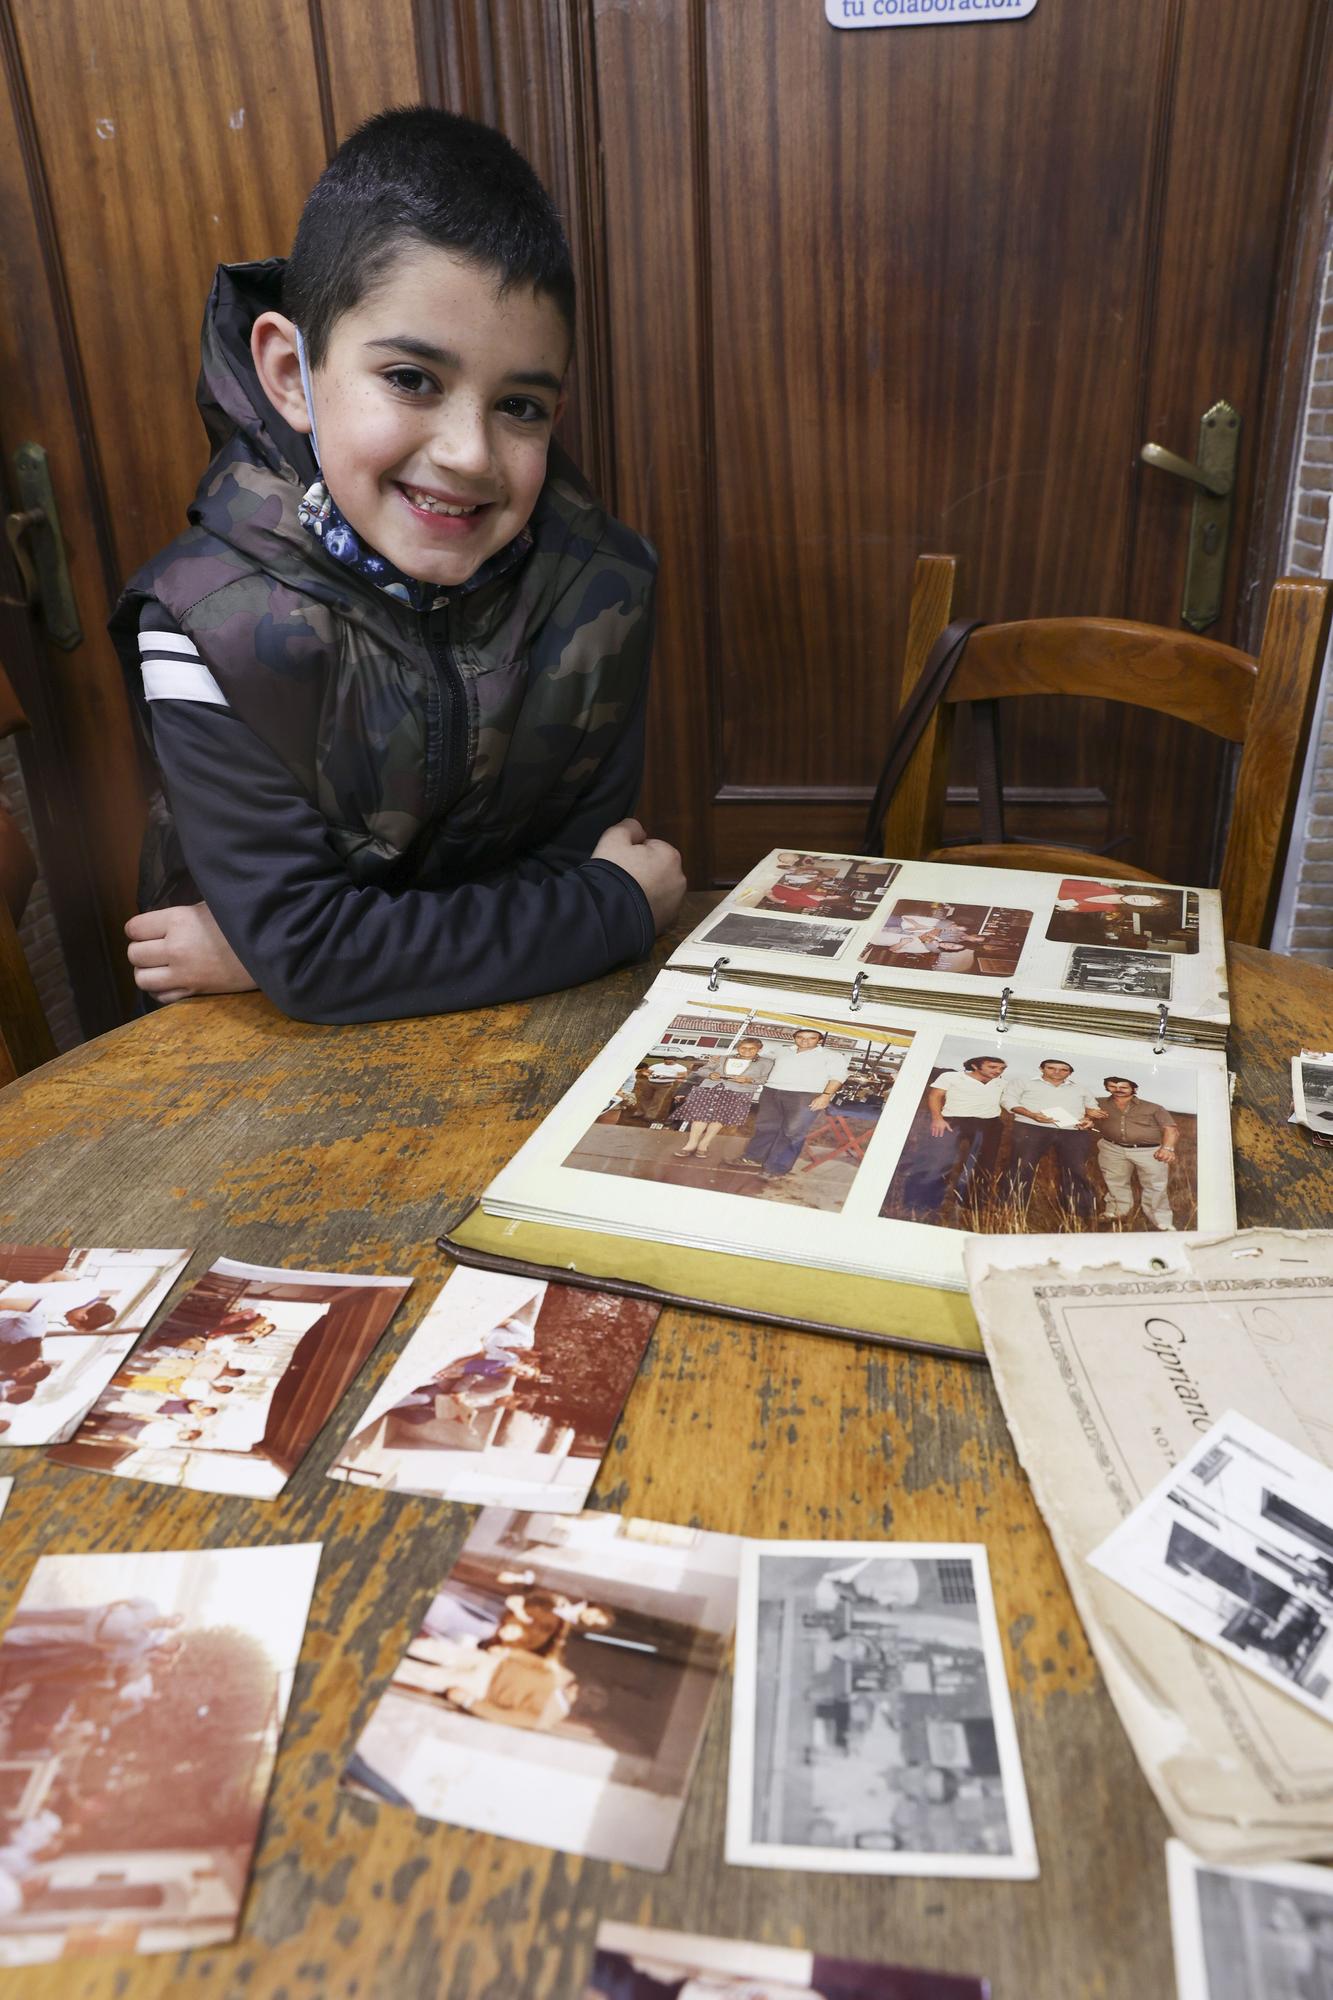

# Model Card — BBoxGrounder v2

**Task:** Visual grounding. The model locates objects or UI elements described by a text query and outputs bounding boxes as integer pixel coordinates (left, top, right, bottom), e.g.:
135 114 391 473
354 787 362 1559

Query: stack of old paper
964 1226 1333 1865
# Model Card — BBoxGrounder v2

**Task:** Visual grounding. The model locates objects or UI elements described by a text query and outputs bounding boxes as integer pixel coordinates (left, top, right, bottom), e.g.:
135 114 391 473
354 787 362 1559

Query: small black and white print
703 911 854 959
725 1541 1037 1878
1167 1839 1333 2000
1061 945 1174 1001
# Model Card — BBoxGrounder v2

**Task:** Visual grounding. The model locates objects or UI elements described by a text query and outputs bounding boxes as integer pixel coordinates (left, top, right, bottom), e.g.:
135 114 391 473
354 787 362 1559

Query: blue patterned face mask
291 328 530 612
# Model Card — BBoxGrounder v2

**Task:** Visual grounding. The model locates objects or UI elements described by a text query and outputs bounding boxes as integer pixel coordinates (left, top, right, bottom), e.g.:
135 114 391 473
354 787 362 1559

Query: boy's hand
125 904 258 1003
592 818 686 933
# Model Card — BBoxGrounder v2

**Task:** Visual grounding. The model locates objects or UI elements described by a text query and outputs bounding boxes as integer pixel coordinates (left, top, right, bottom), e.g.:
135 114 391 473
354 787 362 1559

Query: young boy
112 108 683 1023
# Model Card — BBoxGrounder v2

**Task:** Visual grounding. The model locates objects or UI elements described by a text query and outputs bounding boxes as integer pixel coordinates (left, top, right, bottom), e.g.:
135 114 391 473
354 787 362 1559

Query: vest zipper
422 602 470 819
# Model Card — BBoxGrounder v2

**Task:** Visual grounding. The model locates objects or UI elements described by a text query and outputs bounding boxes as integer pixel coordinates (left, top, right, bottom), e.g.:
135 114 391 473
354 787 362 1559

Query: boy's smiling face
262 242 570 588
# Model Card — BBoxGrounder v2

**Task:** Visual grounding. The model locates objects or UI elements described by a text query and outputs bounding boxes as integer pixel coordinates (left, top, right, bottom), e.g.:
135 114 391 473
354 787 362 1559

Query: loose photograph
735 854 901 923
1044 878 1199 954
860 900 1031 980
1293 1054 1333 1135
47 1257 410 1497
585 1919 988 2000
346 1508 741 1870
1061 946 1174 1001
329 1269 658 1511
702 911 854 960
1167 1840 1333 2000
0 1543 320 1966
1089 1411 1333 1723
563 1009 911 1215
877 1036 1198 1234
0 1247 191 1447
725 1543 1037 1878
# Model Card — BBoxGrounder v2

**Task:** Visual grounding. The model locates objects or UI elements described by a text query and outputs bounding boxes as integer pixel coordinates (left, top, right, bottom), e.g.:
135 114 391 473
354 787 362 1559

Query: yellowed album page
964 1228 1333 1864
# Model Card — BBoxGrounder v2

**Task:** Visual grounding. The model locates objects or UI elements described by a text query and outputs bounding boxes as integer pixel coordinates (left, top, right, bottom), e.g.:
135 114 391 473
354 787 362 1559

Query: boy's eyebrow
365 335 563 395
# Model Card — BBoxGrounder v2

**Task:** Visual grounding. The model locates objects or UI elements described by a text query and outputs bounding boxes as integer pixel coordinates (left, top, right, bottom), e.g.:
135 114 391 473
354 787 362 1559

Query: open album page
481 969 1235 1293
667 849 1228 1037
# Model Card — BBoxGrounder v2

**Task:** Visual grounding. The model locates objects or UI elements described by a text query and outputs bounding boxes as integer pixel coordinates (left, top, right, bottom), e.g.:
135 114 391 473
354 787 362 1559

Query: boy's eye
383 366 437 397
496 394 552 425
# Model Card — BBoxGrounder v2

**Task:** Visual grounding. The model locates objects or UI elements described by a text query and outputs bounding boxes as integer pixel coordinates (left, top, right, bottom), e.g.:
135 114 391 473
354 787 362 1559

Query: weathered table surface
1 902 1330 2000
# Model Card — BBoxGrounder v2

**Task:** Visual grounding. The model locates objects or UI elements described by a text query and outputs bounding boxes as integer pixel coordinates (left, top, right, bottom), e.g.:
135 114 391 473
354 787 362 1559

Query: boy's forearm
148 701 653 1023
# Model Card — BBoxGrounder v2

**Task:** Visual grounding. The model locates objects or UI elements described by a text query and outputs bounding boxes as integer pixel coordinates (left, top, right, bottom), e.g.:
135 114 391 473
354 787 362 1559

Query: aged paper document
964 1228 1333 1864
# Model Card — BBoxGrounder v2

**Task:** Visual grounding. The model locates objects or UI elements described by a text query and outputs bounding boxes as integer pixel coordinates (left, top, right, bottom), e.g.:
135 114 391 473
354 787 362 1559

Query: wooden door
0 0 420 1033
435 0 1328 888
1 0 1327 1034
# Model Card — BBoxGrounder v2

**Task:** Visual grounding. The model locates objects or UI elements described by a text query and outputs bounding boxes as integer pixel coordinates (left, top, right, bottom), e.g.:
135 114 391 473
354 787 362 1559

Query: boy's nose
428 400 493 481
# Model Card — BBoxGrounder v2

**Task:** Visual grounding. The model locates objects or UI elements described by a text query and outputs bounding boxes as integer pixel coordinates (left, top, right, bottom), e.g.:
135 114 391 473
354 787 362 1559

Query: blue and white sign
827 0 1038 25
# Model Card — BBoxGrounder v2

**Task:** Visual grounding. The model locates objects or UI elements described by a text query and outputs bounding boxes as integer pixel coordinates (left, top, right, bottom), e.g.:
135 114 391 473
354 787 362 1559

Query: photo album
454 851 1236 1345
669 848 1229 1046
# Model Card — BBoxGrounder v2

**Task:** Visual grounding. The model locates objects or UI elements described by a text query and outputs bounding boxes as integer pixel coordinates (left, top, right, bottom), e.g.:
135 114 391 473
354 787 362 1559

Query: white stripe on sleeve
137 631 202 658
141 659 229 705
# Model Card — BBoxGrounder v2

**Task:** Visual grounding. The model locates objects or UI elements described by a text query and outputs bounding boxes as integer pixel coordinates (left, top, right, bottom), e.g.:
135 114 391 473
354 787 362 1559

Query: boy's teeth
406 486 478 516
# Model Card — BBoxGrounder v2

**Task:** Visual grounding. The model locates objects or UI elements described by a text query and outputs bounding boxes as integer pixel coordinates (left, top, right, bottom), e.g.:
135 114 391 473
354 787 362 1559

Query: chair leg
0 897 58 1079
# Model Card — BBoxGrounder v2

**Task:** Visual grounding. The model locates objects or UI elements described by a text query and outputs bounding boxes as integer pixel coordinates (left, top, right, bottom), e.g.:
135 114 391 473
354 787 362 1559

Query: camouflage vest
111 433 656 907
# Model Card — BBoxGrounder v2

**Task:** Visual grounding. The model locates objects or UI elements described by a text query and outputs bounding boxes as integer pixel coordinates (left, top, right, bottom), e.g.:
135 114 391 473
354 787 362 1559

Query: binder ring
707 955 730 993
849 969 868 1012
1153 1002 1169 1054
996 986 1012 1035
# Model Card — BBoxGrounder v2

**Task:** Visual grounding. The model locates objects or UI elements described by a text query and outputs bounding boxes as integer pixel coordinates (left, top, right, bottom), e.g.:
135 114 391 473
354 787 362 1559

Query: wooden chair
0 660 58 1084
880 555 1333 946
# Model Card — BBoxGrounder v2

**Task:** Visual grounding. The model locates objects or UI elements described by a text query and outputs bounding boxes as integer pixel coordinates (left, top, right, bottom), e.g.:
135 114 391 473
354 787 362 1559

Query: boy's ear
251 311 312 435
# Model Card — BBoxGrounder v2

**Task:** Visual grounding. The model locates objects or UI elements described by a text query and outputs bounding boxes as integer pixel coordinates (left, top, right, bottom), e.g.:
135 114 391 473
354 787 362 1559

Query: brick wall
0 736 83 1053
1273 234 1333 959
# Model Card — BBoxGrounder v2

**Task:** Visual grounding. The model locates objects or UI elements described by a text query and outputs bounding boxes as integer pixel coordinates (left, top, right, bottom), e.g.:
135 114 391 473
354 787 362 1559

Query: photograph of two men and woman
563 1008 912 1215
879 1035 1199 1235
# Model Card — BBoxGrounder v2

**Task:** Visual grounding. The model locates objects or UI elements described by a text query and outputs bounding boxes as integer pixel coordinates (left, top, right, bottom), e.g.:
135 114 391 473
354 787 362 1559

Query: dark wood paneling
1114 0 1316 881
11 0 326 585
420 0 613 502
593 0 716 875
321 0 419 146
704 0 1168 801
0 0 143 1027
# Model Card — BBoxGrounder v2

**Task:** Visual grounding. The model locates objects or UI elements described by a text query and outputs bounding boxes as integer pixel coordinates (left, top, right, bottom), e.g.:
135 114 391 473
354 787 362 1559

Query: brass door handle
1137 400 1240 632
1138 442 1232 498
4 507 45 607
1 447 81 649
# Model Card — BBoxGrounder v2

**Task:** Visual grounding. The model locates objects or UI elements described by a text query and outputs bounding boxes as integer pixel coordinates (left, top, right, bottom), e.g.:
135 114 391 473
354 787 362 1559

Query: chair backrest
880 554 1332 946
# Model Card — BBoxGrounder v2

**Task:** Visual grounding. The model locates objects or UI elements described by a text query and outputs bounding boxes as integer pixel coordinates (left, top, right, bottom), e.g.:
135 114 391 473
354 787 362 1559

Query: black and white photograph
1061 947 1175 1001
734 853 901 923
328 1269 658 1512
1044 879 1199 954
702 911 855 960
563 1009 911 1215
0 1247 191 1447
1292 1054 1333 1135
877 1035 1198 1234
585 1919 988 2000
725 1543 1036 1878
0 1544 320 1966
859 900 1031 979
1089 1412 1333 1722
1167 1839 1333 2000
346 1508 741 1870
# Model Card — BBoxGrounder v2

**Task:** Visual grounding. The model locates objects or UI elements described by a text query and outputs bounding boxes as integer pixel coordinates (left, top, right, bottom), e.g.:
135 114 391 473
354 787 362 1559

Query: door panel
582 0 1317 883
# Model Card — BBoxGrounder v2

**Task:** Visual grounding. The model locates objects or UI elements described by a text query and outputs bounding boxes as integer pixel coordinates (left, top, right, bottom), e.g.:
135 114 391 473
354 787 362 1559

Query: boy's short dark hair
285 106 575 366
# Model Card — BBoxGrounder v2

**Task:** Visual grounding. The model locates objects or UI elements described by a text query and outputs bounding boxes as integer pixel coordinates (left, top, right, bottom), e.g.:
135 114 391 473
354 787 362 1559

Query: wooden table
0 905 1330 2000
